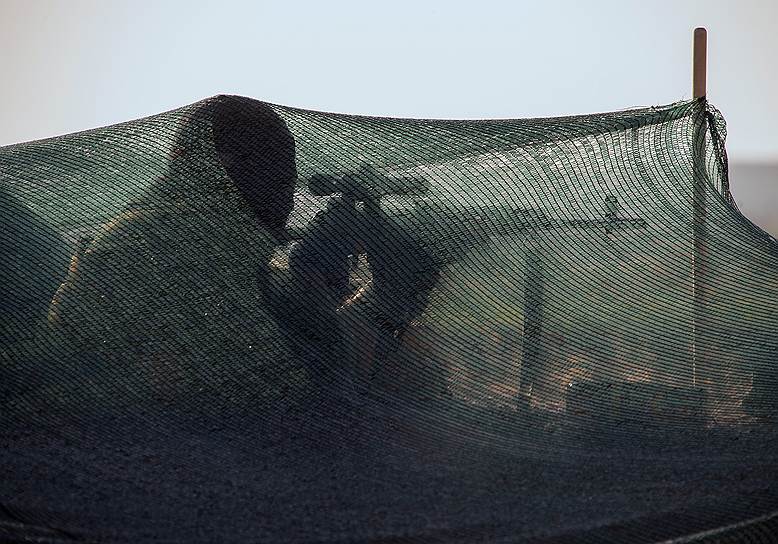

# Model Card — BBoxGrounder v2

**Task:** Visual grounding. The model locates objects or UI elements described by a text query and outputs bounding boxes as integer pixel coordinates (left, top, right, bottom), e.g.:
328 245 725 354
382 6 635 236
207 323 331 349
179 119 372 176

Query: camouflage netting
2 95 778 543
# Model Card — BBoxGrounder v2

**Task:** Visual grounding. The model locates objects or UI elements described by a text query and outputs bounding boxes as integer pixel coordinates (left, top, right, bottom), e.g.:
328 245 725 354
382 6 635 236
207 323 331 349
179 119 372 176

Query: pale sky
1 0 777 163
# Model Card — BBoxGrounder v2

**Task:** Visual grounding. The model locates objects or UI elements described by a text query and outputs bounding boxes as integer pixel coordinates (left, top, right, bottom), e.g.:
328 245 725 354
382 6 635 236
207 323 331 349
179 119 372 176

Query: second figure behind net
284 166 440 409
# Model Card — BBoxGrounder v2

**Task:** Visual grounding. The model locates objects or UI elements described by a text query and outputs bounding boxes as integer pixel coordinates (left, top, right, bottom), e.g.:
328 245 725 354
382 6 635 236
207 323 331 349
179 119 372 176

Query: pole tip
692 27 707 98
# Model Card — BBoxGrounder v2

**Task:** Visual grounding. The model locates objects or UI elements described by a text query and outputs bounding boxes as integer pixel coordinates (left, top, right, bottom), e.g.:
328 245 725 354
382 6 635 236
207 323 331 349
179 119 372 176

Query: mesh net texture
2 95 778 543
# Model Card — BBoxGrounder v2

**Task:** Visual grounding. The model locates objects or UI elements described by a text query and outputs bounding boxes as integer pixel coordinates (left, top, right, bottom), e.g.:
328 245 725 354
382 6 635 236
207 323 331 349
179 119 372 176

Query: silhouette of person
285 168 439 403
358 199 439 372
48 95 303 413
284 193 363 406
288 194 361 308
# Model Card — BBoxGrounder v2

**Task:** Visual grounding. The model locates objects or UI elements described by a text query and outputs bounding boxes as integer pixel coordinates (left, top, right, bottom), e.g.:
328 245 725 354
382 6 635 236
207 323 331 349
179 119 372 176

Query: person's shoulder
86 209 161 254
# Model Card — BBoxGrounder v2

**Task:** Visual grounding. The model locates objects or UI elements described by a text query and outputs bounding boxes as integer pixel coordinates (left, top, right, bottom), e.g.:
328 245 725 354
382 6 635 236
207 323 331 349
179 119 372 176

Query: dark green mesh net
2 95 778 543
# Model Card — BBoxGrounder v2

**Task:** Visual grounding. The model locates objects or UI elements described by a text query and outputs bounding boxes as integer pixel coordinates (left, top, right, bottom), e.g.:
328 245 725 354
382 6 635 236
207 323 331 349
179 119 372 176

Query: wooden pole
691 27 708 387
693 27 707 98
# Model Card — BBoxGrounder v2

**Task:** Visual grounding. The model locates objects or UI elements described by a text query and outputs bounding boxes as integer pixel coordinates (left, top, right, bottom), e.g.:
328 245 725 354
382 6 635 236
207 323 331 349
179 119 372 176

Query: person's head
211 95 297 232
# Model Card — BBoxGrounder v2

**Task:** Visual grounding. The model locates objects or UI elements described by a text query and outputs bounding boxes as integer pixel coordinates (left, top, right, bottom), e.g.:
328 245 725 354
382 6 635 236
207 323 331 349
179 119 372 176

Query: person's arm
365 210 440 338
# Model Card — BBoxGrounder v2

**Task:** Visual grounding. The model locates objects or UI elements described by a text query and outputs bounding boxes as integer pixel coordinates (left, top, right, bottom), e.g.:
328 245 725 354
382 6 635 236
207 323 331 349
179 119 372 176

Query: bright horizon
2 0 777 236
1 0 777 163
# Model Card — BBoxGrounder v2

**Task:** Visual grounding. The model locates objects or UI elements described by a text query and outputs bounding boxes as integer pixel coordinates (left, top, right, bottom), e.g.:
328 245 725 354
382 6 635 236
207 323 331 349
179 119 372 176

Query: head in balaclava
151 94 297 237
211 95 297 234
